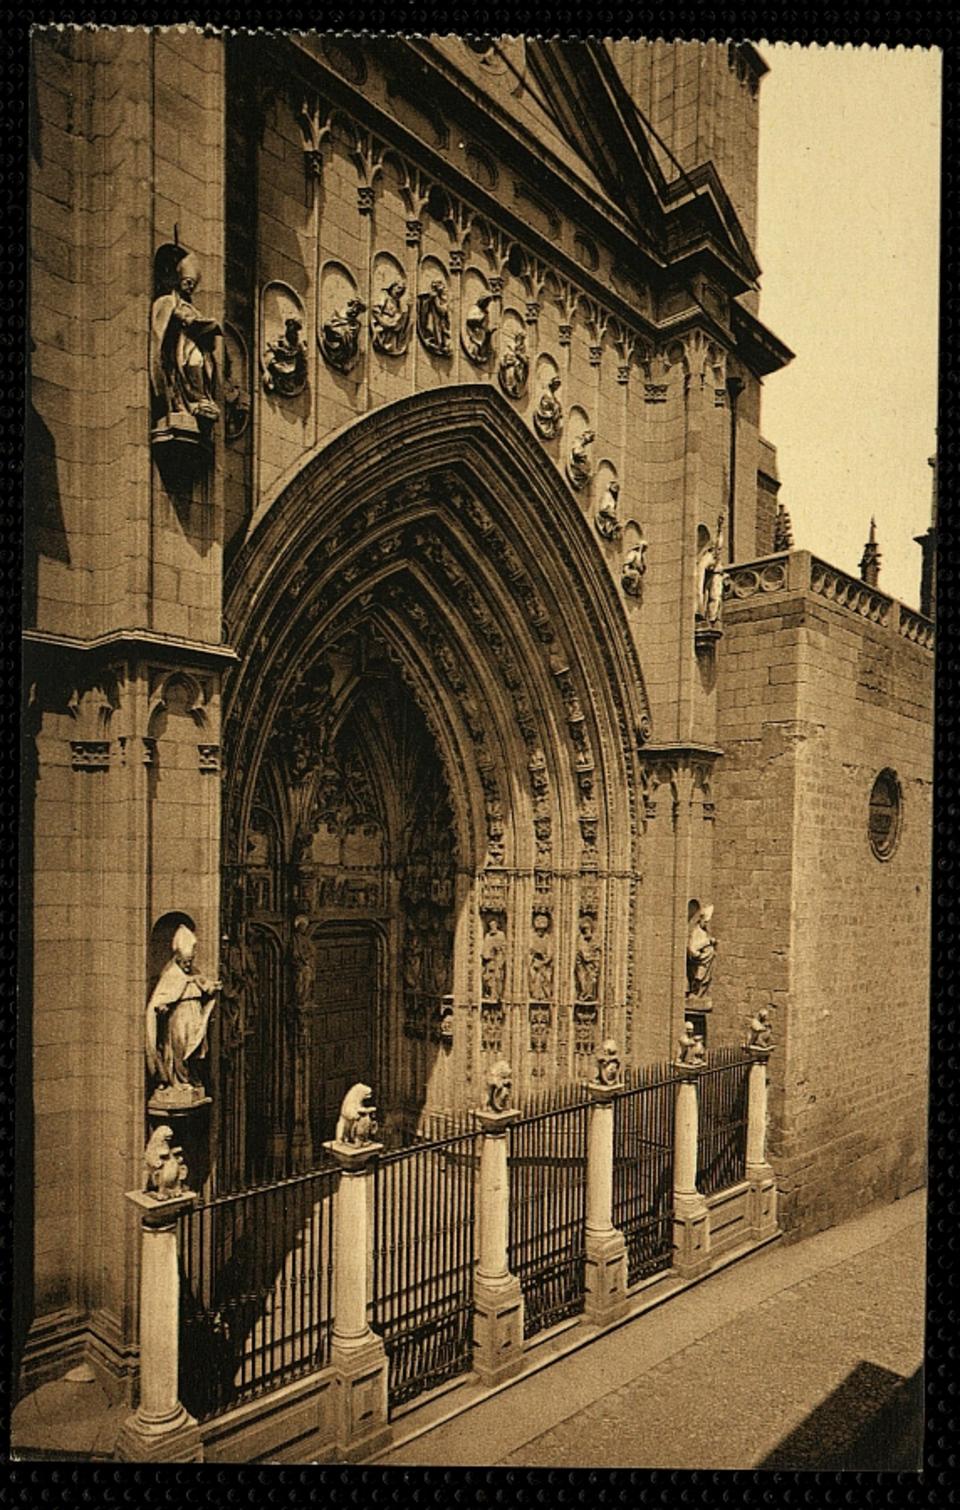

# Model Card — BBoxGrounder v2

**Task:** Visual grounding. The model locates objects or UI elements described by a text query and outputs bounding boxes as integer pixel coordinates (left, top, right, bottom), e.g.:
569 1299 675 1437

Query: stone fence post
115 1191 202 1463
744 1038 778 1240
473 1060 524 1386
673 1052 710 1279
323 1108 391 1462
583 1040 629 1325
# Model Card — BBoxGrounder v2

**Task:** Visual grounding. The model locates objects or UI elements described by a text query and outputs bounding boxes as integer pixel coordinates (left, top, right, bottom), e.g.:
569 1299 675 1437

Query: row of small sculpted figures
676 1008 774 1068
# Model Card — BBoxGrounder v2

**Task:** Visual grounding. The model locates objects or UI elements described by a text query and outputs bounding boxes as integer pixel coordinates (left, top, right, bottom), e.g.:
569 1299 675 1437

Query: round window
868 768 902 860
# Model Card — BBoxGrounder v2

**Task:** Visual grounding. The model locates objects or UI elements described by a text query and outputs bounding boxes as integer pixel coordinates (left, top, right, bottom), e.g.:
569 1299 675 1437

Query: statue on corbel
695 514 726 648
149 238 221 460
145 925 221 1110
686 902 717 1000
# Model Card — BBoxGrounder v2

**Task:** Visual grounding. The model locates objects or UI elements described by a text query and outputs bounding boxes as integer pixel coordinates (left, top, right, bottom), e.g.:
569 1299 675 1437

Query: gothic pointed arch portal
219 385 652 1186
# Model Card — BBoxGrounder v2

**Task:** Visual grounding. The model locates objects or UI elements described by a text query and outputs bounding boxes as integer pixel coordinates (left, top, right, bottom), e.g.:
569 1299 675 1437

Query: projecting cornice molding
22 627 240 671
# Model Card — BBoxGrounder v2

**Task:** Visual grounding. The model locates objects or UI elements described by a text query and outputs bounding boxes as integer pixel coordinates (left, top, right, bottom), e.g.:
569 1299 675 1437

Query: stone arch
222 384 653 1145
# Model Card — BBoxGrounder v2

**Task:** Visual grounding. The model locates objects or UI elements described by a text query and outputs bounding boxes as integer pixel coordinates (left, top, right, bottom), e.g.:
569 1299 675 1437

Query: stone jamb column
322 1138 391 1461
583 1081 629 1324
473 1108 524 1385
673 1062 711 1279
115 1191 203 1463
743 1045 778 1239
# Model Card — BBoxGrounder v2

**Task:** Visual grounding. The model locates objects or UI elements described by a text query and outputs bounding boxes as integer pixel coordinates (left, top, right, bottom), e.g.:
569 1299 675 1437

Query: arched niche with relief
370 251 412 358
594 459 621 542
416 255 453 359
318 261 366 378
222 322 251 440
461 265 497 367
565 404 595 493
621 518 649 602
532 353 563 443
260 282 308 400
497 305 529 401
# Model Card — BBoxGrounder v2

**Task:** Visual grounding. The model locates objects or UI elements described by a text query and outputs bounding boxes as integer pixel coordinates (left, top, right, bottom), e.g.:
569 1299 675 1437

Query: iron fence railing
507 1099 590 1340
178 1164 337 1423
370 1127 480 1413
697 1047 751 1197
612 1061 677 1286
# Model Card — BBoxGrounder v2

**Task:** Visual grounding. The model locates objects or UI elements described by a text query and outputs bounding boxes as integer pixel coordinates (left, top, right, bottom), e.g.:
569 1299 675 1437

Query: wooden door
311 931 377 1148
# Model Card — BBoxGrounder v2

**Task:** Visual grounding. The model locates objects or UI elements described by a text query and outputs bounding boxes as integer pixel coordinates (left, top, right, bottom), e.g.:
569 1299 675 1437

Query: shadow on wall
758 1360 924 1471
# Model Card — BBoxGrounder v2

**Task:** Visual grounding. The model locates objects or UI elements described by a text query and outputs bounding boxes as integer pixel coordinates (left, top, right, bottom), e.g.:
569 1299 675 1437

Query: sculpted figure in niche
335 1083 378 1145
677 1020 707 1067
498 330 529 399
566 429 596 490
219 930 251 1054
528 908 554 1001
481 914 508 1003
595 480 622 541
290 914 315 1040
533 374 563 440
142 1125 189 1200
463 291 497 364
417 278 453 357
575 914 601 1003
686 903 717 998
263 315 308 397
150 244 221 436
697 514 726 625
487 1059 513 1113
320 296 367 374
622 530 648 599
370 278 411 356
145 925 221 1106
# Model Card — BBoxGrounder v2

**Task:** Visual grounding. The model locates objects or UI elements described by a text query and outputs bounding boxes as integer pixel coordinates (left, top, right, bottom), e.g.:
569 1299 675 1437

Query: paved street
376 1189 925 1471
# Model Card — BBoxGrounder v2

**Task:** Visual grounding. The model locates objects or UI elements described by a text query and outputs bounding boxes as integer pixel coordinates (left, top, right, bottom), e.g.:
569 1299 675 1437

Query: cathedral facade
21 29 932 1405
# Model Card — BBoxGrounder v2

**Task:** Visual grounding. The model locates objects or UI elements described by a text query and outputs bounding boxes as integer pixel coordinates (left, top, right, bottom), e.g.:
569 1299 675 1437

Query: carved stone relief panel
319 262 367 376
260 281 308 398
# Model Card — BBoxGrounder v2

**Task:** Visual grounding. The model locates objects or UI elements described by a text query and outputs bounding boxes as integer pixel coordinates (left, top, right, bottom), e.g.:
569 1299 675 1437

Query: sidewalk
373 1189 926 1471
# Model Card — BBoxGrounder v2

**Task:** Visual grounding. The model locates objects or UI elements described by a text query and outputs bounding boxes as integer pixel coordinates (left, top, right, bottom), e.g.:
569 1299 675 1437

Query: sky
755 43 942 609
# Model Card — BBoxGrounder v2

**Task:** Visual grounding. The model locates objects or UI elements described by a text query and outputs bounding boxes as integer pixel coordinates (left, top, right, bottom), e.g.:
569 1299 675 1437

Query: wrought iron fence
612 1061 677 1287
371 1127 480 1413
697 1047 751 1197
507 1099 590 1340
178 1164 336 1422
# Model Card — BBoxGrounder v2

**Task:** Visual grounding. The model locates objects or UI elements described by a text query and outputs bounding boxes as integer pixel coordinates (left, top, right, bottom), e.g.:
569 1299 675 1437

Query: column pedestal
323 1139 390 1461
473 1109 524 1386
673 1065 710 1279
114 1191 203 1464
584 1082 629 1325
744 1046 778 1239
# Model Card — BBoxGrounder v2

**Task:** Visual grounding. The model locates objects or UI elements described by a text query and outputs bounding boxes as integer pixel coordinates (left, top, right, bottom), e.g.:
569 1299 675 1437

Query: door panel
311 933 377 1147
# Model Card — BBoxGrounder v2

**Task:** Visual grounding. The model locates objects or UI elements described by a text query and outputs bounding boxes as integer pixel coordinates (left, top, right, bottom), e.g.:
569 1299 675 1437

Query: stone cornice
22 628 240 671
640 742 725 763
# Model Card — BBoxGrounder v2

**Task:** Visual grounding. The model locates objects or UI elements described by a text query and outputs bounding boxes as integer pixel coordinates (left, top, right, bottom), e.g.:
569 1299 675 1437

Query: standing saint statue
149 244 221 439
370 278 411 355
528 909 554 1001
145 925 221 1106
696 515 726 625
574 914 601 1003
481 915 508 1003
686 903 717 998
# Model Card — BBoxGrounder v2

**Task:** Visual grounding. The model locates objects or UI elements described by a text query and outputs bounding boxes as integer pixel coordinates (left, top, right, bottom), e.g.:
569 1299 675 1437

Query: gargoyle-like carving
596 1038 621 1086
533 374 563 440
335 1083 378 1145
143 1125 189 1200
487 1058 513 1113
677 1021 707 1067
747 1007 774 1051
